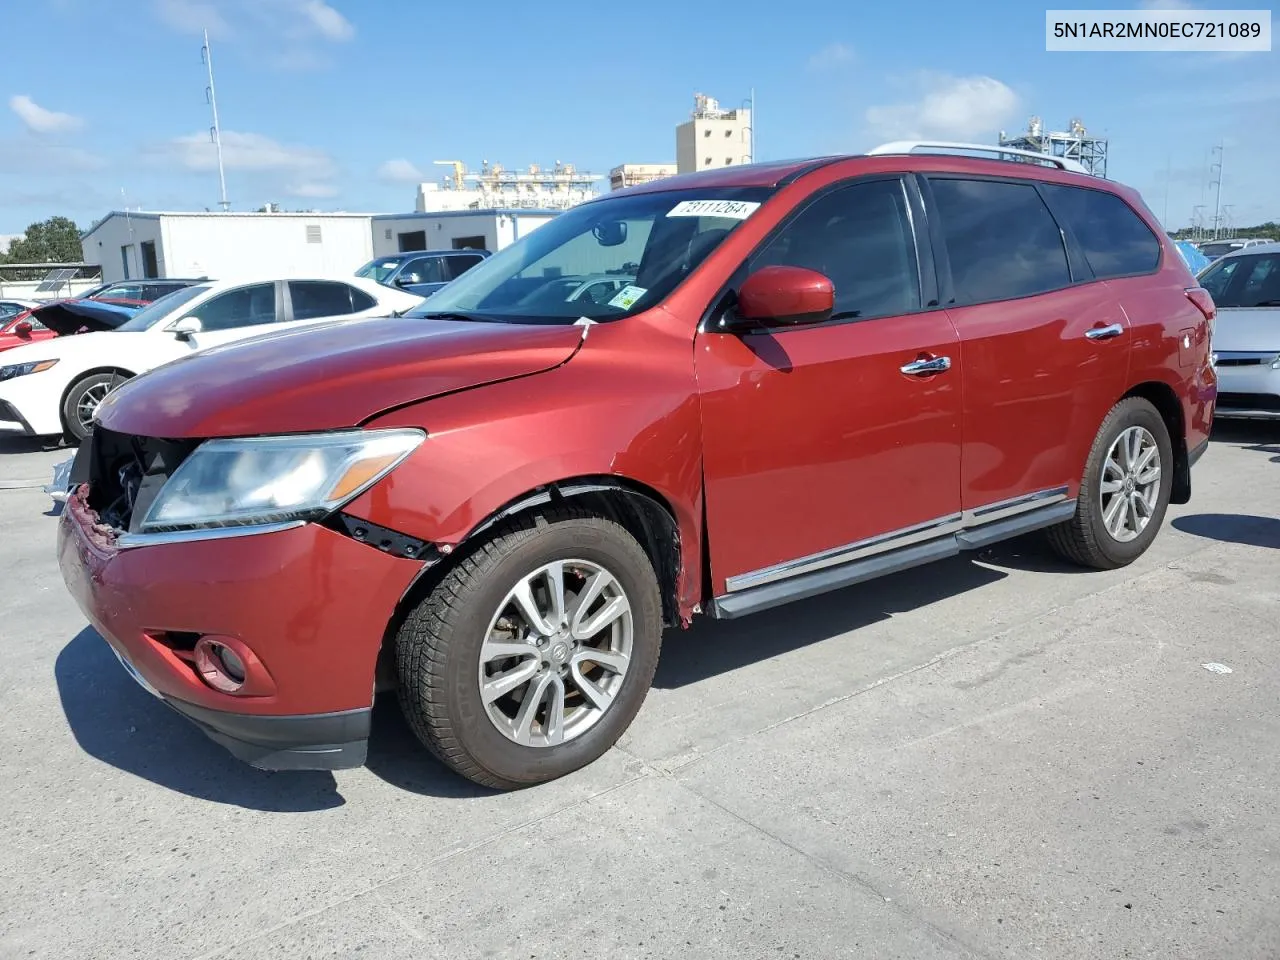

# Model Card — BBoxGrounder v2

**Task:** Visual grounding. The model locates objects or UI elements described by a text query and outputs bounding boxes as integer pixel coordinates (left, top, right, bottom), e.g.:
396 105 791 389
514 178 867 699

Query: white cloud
152 0 353 44
808 42 854 71
299 0 354 41
149 130 336 180
865 74 1020 142
377 159 425 183
286 181 340 199
8 95 83 134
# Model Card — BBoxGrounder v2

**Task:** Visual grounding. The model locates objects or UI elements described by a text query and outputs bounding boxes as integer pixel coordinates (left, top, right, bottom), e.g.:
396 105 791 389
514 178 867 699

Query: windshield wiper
413 311 505 323
1251 300 1280 307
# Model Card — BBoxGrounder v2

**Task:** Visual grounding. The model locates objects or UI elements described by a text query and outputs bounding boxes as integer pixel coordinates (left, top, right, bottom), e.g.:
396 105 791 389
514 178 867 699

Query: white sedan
0 275 422 442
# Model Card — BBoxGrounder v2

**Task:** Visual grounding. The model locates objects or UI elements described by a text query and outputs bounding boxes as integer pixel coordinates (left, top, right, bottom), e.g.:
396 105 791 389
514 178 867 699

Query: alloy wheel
76 382 111 433
1099 425 1161 543
478 559 633 747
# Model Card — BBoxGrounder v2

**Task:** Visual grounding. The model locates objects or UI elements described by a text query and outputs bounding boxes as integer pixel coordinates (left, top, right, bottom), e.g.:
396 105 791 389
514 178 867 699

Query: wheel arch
58 366 136 433
1122 379 1189 504
373 475 688 694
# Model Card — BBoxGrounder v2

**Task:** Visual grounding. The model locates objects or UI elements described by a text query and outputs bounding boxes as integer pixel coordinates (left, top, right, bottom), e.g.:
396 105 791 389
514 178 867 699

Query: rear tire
61 371 127 444
1046 397 1174 569
394 508 663 790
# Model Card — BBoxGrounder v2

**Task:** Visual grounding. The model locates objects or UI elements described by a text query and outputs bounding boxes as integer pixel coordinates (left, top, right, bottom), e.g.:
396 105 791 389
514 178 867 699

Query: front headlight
0 359 58 381
139 428 425 533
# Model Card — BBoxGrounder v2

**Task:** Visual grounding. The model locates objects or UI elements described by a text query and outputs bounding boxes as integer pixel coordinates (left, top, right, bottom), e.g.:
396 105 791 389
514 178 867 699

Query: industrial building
998 117 1108 178
371 209 557 257
416 160 601 212
609 163 678 191
80 211 377 284
676 94 753 174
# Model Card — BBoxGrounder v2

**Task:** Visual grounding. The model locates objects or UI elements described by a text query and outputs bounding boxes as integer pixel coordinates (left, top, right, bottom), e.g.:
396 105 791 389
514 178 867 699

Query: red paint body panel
57 489 419 714
694 312 962 591
94 316 583 438
0 313 56 354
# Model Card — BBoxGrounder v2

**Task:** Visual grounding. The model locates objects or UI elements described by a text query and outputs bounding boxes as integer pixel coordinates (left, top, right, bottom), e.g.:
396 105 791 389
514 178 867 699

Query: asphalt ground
1 423 1277 959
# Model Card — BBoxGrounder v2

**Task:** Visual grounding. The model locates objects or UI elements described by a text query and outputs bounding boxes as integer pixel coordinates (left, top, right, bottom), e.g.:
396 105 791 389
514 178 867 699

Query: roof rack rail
867 140 1089 175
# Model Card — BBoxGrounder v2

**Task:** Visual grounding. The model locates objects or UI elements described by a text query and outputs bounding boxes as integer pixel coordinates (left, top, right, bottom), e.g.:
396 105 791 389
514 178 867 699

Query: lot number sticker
666 199 761 219
608 285 648 309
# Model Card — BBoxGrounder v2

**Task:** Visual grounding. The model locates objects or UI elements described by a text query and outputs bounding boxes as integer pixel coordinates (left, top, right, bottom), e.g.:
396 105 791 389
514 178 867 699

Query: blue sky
0 0 1276 243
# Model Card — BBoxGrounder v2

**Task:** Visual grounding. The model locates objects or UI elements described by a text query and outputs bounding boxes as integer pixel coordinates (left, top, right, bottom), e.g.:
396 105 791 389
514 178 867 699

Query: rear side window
1041 184 1160 278
749 178 921 320
289 281 360 320
445 254 484 281
928 178 1070 304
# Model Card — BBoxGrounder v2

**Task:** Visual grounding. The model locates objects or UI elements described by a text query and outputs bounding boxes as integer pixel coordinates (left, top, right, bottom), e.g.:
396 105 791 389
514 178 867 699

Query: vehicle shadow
1172 513 1280 550
363 696 501 799
55 627 346 811
654 553 1008 689
1211 421 1280 460
0 435 62 454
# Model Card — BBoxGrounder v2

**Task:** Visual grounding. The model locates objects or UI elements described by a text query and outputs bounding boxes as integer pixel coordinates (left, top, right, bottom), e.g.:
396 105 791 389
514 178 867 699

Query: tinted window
1199 253 1280 308
401 257 447 285
929 178 1070 304
193 283 277 332
289 281 359 320
445 254 484 281
350 287 377 311
1041 184 1160 278
748 178 920 320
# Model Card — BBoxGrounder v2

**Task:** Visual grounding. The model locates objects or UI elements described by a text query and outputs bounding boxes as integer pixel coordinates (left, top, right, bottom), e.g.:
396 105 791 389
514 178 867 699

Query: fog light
194 637 246 694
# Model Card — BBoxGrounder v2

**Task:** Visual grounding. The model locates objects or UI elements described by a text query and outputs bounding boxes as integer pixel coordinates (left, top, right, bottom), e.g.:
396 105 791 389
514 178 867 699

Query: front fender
343 323 705 616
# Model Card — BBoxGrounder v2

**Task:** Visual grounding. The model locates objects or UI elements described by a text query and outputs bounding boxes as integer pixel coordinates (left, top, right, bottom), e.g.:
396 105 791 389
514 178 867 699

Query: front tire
395 509 663 789
61 372 125 443
1046 397 1174 569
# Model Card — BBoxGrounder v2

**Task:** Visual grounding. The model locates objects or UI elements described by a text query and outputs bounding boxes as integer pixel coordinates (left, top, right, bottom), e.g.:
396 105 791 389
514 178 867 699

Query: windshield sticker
666 199 761 220
608 285 648 309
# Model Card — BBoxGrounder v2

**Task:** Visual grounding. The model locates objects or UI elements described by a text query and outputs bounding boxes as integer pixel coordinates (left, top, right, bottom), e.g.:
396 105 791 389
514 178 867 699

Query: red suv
57 143 1217 789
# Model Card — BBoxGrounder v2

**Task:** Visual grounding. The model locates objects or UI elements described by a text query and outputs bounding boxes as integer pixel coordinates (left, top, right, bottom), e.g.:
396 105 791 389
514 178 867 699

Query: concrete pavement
1 425 1277 959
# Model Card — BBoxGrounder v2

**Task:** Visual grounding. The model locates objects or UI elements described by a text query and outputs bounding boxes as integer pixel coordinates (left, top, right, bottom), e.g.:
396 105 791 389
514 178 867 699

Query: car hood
31 298 140 335
95 316 586 437
1213 307 1280 353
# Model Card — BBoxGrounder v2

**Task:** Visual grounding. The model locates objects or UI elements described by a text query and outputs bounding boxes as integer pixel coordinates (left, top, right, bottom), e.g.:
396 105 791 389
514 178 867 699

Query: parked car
0 311 54 354
56 144 1215 788
356 249 491 297
27 297 145 335
0 299 41 321
1198 241 1280 419
77 278 208 307
1198 238 1272 262
1 275 421 442
1175 240 1211 275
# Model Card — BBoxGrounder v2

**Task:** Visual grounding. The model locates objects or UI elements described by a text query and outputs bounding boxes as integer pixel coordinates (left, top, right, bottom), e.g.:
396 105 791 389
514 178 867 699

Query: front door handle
1085 323 1124 340
900 355 951 376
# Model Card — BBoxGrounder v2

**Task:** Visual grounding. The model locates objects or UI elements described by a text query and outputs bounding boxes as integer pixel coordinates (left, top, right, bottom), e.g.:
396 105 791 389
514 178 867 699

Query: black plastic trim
328 512 436 561
1187 437 1209 467
164 699 371 771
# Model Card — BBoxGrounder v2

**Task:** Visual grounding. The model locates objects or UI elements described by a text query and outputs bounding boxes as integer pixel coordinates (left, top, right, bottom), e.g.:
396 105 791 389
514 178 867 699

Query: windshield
1199 252 1280 307
356 258 404 284
113 284 210 332
1200 242 1243 259
406 186 774 324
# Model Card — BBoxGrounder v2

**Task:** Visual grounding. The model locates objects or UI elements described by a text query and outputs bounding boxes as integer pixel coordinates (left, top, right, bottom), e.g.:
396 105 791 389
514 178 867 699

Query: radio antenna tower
202 28 230 211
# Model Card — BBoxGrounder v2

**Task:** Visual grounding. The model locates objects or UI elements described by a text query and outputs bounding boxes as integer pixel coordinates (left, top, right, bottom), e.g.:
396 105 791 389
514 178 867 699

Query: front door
695 176 963 597
184 281 283 351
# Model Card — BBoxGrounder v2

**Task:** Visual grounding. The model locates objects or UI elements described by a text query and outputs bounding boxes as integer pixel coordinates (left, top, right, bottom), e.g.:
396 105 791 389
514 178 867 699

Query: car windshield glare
356 259 404 284
406 187 774 324
113 285 211 332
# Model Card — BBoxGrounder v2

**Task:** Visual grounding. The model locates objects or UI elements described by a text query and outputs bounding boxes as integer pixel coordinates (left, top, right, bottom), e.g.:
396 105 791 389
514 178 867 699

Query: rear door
696 175 964 597
922 174 1132 513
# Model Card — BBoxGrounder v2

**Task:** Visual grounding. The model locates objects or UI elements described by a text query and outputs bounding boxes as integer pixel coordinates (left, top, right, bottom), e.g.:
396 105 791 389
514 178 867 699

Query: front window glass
114 285 210 331
356 258 404 284
408 187 774 324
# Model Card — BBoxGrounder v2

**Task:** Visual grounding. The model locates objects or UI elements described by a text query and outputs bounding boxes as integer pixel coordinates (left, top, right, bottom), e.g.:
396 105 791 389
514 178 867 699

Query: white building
676 93 753 175
80 211 377 284
416 161 601 213
371 209 558 257
609 163 678 191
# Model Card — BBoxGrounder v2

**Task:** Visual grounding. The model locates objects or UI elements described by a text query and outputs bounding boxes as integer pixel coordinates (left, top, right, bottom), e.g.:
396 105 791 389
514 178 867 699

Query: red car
57 143 1216 788
0 309 55 354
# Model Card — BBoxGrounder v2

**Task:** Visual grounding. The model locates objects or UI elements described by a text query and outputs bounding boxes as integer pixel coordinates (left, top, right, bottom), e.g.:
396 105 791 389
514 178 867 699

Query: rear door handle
1085 323 1124 340
900 356 951 376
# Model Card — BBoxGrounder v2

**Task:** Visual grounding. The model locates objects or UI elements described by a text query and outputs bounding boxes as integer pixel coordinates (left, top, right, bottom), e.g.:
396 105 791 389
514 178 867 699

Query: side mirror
730 265 834 330
13 321 33 338
171 316 203 340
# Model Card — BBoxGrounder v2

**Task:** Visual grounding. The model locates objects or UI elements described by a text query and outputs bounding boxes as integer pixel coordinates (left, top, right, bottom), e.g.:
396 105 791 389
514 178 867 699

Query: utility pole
202 28 230 212
1209 143 1224 239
